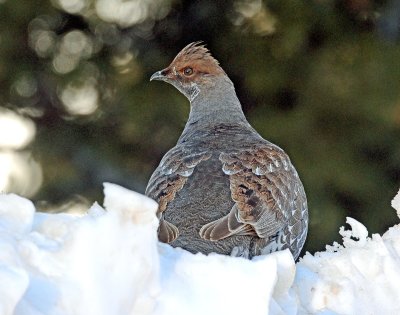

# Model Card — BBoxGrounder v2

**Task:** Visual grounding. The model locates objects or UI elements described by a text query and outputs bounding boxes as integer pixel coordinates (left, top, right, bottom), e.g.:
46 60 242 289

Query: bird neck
178 75 253 144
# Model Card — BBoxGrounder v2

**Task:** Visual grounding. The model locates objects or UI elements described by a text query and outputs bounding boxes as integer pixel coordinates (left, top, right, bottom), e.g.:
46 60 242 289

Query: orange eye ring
183 67 193 76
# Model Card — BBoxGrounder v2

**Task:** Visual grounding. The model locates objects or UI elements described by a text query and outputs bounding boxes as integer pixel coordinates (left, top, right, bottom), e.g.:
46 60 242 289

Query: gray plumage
146 42 308 259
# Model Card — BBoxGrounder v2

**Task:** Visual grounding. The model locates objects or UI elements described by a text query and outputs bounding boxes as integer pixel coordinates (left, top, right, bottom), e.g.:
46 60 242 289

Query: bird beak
150 70 166 82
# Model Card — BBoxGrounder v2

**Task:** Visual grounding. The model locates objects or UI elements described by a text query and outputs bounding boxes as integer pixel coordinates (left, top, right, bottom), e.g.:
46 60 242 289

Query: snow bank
1 184 400 315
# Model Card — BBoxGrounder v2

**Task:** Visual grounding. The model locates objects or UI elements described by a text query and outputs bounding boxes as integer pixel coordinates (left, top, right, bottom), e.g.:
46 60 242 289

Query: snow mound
295 217 400 314
0 184 400 315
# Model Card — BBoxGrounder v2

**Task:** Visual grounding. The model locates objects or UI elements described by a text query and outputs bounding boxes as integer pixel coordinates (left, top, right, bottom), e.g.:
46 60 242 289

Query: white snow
1 184 400 315
392 188 400 217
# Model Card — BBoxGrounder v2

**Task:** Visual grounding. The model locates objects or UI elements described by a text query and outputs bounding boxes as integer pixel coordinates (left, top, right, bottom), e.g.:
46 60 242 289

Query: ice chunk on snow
103 182 158 223
0 193 34 234
0 263 28 315
392 188 400 218
294 213 400 314
0 194 33 315
156 244 296 315
0 184 161 315
339 217 369 247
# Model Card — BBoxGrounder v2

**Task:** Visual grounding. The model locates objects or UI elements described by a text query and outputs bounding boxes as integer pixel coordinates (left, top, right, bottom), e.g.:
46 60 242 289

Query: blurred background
1 0 399 253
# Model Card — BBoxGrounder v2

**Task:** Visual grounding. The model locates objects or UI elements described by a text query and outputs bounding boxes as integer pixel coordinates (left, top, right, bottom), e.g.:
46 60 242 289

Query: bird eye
183 67 193 76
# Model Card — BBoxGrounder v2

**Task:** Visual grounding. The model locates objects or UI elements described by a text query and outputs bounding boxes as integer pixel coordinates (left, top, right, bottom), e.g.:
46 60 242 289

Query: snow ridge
0 185 400 315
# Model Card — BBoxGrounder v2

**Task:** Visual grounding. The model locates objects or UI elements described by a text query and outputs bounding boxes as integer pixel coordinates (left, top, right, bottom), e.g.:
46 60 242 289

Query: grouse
146 42 308 259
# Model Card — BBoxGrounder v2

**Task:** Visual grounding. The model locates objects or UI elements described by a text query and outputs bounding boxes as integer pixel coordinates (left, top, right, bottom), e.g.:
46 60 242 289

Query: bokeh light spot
13 74 38 98
56 0 88 14
60 81 99 116
0 109 36 149
0 151 43 197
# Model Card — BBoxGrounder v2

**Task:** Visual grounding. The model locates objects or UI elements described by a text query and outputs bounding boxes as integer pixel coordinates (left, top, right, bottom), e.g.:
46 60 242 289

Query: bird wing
200 144 305 242
145 146 211 242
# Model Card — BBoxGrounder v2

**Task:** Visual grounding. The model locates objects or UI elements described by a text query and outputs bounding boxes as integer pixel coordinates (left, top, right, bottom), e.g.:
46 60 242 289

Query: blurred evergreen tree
0 0 399 253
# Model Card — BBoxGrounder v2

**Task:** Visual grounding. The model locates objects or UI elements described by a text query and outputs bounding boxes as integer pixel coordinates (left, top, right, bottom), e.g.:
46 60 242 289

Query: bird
146 42 308 259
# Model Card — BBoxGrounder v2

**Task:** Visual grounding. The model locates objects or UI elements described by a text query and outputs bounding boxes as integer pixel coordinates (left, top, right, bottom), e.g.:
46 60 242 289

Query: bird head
150 42 225 102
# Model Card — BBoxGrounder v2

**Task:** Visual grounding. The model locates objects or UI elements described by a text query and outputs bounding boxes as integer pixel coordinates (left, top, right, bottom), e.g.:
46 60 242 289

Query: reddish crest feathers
170 42 225 76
